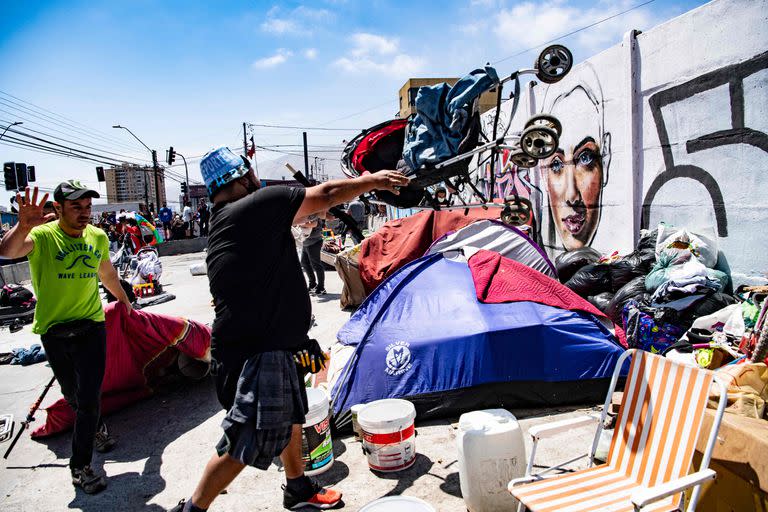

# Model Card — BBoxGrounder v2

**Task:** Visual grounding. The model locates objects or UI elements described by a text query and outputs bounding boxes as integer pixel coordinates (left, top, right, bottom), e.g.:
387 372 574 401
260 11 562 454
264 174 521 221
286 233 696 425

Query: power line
0 107 150 162
248 123 361 132
492 0 657 65
0 90 147 153
1 122 153 164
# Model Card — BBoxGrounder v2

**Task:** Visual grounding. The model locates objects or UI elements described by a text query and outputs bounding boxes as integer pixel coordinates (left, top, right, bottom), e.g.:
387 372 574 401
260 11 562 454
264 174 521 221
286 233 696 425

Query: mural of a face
541 77 610 251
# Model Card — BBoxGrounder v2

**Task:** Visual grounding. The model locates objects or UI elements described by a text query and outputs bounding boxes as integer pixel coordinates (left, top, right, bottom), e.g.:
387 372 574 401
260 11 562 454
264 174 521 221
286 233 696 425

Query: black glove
293 338 329 374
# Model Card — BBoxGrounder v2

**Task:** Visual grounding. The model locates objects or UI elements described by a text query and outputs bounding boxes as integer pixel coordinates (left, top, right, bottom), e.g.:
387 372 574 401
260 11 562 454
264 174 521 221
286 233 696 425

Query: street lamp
0 121 23 141
112 124 161 213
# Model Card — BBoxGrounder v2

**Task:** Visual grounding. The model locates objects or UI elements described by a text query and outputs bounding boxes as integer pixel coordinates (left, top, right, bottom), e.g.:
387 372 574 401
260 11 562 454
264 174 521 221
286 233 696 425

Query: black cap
53 180 100 202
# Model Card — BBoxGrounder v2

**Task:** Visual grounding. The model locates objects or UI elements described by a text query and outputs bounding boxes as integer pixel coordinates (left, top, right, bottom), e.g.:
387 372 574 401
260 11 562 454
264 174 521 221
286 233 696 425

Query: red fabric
351 119 407 174
125 225 144 254
359 209 501 294
32 302 211 438
468 249 627 348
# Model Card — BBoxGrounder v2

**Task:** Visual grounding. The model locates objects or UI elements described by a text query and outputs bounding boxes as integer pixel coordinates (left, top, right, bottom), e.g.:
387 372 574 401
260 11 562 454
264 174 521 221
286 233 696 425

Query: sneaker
71 465 107 494
313 288 327 296
282 479 342 510
307 284 317 293
167 499 186 512
94 423 116 453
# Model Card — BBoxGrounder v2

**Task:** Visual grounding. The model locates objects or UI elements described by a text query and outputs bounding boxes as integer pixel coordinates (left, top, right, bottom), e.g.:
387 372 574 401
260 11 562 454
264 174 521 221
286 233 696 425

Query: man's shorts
214 351 308 469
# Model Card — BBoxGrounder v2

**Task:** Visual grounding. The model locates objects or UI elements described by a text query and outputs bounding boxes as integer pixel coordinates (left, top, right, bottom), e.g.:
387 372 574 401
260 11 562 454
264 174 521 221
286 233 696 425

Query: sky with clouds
0 0 706 206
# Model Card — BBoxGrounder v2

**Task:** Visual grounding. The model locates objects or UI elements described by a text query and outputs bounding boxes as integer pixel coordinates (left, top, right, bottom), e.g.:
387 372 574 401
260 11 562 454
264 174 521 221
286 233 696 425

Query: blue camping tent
330 252 625 427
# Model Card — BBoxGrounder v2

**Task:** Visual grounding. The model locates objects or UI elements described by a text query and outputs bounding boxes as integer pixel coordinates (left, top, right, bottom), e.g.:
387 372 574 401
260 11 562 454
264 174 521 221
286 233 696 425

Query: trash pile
559 223 768 420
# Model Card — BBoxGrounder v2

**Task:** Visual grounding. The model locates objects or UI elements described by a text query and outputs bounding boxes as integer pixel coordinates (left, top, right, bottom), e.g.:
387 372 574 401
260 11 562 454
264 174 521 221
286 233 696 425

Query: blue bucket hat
200 146 250 198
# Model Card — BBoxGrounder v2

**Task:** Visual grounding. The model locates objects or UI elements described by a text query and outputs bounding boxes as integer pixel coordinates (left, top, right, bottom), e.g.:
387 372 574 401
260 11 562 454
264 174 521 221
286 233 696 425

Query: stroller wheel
509 151 538 169
524 114 562 137
520 126 559 159
535 45 573 84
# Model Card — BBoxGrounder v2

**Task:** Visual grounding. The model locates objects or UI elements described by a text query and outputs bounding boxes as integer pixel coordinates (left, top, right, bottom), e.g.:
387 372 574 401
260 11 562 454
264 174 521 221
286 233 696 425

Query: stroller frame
408 45 572 208
341 45 572 210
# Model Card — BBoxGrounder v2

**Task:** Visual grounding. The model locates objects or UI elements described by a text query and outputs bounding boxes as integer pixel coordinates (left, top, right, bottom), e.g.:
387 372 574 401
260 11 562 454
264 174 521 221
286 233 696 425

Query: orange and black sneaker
282 479 343 510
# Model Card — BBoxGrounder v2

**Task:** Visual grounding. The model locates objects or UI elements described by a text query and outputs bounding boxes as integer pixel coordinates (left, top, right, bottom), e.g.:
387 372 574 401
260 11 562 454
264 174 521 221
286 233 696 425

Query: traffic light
96 166 105 182
3 162 16 191
14 163 28 190
27 165 35 182
166 146 176 166
180 181 188 195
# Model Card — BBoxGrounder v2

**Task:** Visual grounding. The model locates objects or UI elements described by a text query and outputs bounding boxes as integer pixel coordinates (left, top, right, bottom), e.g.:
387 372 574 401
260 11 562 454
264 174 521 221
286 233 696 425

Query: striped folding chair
509 349 728 512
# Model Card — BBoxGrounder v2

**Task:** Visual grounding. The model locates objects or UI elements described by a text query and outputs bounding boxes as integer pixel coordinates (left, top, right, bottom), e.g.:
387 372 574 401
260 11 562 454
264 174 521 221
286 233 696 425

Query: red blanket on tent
32 303 211 438
359 209 500 294
469 249 627 348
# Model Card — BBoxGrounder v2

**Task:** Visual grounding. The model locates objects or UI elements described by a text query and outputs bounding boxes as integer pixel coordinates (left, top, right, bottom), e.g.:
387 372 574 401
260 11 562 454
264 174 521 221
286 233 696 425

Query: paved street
1 253 598 511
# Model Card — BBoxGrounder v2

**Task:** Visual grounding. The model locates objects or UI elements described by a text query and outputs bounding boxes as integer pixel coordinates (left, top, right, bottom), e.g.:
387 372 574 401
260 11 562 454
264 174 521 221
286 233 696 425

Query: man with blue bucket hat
171 147 408 511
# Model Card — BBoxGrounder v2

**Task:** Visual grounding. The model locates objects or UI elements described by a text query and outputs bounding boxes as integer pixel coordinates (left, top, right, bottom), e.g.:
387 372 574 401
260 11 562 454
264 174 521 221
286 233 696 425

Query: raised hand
16 187 55 229
371 171 411 195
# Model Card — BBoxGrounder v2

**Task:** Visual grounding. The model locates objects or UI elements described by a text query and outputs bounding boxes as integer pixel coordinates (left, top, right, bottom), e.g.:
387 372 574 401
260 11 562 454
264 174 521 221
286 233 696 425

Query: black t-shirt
206 186 309 364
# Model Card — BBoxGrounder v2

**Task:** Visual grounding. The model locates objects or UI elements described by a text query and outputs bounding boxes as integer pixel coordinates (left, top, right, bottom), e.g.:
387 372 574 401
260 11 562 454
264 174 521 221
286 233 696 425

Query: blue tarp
331 254 624 420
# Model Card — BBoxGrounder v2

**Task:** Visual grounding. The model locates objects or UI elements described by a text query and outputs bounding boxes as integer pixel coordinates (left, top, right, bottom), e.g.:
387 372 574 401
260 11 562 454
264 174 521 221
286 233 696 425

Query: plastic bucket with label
358 398 416 472
301 387 333 476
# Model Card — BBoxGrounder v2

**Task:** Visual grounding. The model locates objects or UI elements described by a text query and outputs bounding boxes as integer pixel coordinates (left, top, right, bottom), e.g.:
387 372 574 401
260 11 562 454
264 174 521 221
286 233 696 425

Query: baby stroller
341 45 573 208
0 284 36 333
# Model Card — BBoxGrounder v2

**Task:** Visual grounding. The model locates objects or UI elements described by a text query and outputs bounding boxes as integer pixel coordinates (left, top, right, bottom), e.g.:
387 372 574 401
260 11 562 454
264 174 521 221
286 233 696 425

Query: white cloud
349 33 399 57
494 0 665 55
253 49 293 69
304 48 318 59
334 32 424 77
260 5 334 36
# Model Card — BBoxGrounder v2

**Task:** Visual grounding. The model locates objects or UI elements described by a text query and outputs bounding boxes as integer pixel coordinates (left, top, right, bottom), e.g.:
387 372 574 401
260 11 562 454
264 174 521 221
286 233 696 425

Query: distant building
105 163 166 209
398 78 497 119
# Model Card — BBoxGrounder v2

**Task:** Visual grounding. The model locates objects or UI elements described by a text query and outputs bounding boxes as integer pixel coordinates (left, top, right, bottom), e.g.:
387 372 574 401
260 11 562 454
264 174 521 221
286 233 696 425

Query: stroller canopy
331 251 624 427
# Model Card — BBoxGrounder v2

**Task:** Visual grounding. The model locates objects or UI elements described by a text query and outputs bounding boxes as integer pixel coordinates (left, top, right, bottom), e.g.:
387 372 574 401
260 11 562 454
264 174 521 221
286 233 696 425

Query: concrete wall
477 0 767 286
157 237 208 256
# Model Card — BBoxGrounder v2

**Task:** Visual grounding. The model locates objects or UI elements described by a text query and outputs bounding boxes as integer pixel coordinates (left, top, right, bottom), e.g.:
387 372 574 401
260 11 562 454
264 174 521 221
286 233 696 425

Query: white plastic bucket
359 496 435 512
301 388 333 476
350 403 366 441
358 398 416 472
457 409 525 511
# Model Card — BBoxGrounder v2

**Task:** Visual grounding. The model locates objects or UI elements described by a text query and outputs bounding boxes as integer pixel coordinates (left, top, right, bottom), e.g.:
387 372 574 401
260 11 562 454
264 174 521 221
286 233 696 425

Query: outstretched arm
293 172 409 223
0 187 55 259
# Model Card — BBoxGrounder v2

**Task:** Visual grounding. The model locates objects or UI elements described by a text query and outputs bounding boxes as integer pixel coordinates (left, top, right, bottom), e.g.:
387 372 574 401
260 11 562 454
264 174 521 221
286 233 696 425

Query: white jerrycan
457 409 526 511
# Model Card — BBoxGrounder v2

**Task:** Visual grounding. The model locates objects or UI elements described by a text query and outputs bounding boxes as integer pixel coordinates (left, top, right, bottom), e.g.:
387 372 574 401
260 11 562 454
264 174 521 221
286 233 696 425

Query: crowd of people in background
90 200 213 251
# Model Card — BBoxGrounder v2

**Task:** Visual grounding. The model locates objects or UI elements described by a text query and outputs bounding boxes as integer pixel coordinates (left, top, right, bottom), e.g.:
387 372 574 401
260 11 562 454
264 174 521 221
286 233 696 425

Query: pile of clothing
559 224 739 354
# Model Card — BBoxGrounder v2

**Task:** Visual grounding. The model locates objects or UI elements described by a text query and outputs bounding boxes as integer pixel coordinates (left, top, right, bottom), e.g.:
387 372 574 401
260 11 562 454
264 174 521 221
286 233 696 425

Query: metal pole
303 131 310 182
177 152 190 204
243 122 248 158
0 121 22 141
151 149 161 214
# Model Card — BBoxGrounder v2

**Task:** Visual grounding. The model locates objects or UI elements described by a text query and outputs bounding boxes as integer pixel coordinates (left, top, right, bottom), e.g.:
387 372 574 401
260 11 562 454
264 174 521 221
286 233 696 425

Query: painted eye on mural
550 157 564 174
577 150 597 167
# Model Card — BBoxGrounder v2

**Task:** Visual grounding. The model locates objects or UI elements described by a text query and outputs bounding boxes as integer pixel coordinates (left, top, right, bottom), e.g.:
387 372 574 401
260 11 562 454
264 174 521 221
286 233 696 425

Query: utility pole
303 131 310 182
243 122 248 158
151 149 161 214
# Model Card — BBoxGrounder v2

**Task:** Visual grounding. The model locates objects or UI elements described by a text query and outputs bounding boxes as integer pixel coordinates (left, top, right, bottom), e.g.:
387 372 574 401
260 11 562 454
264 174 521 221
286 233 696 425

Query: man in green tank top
0 181 134 494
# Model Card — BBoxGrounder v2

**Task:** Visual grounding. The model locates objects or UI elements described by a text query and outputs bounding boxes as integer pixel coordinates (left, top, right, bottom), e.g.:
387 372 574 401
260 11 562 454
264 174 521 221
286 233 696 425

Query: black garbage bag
636 228 658 252
565 264 612 297
555 247 603 283
677 292 737 329
587 292 614 313
606 277 649 325
623 248 657 274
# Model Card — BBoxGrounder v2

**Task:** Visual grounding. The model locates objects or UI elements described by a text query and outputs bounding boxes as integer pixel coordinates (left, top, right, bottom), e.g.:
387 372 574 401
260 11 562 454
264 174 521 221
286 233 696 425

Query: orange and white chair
508 349 728 512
